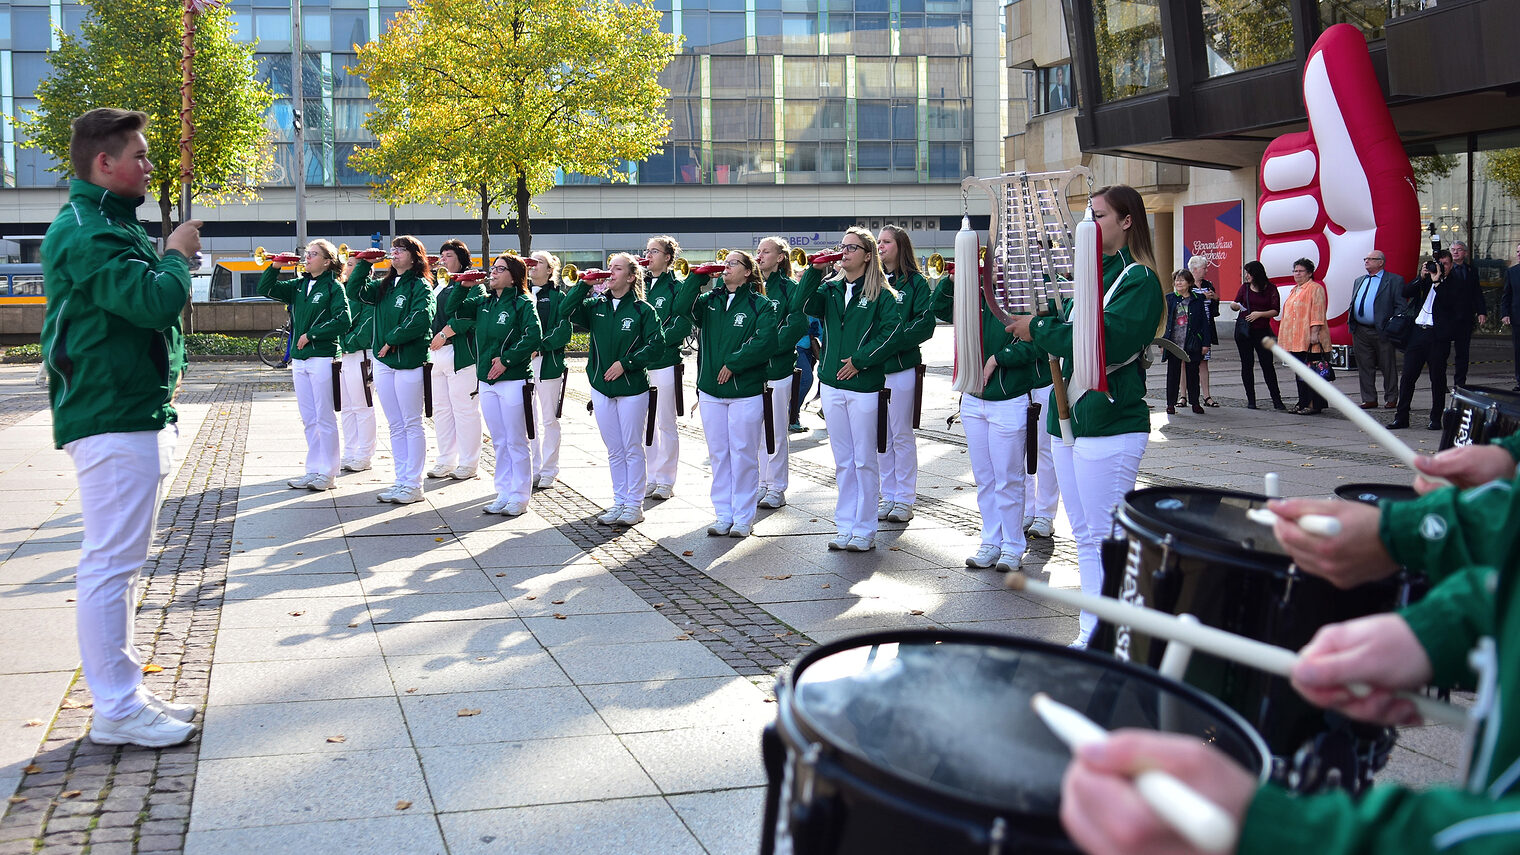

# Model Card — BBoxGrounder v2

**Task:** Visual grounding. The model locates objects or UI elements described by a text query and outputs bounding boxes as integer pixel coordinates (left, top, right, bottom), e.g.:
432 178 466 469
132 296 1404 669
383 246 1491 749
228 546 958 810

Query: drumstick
1245 506 1342 536
1260 337 1449 487
1032 693 1237 855
1006 573 1468 729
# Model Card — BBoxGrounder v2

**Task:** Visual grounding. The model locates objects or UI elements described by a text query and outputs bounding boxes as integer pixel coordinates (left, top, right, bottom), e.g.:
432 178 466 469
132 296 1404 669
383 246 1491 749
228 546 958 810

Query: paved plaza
0 328 1507 854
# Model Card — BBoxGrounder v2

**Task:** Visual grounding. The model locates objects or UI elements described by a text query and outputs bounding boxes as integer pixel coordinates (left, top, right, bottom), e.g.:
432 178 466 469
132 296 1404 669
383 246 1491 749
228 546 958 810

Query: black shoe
1512 384 1520 392
1273 401 1287 411
1427 420 1442 431
1388 419 1409 429
1246 402 1258 410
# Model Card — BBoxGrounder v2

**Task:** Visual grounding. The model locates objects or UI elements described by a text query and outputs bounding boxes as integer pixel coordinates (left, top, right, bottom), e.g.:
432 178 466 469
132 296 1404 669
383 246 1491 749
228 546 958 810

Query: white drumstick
1261 337 1449 487
1007 573 1468 729
1245 506 1342 537
1032 693 1238 855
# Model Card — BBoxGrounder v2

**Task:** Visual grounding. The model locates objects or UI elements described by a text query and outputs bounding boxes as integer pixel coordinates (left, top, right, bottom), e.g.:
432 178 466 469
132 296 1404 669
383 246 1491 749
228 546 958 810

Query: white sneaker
651 483 674 500
339 458 356 472
966 544 1001 569
376 486 400 503
535 474 556 490
995 551 1022 573
1023 514 1035 532
391 486 425 504
145 693 196 723
728 523 752 538
598 505 625 525
306 474 335 491
451 466 477 480
288 473 316 489
827 534 851 551
427 463 454 479
707 520 733 536
886 502 914 523
485 497 509 514
615 506 644 525
845 536 876 552
758 490 786 509
1068 637 1090 650
349 458 372 472
644 482 659 498
1027 516 1055 538
89 704 197 748
877 499 892 521
502 501 527 516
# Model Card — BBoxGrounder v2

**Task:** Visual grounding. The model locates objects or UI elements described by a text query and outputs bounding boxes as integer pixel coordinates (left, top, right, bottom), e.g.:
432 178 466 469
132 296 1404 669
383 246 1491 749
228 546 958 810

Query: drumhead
1120 487 1287 561
1334 482 1419 505
784 630 1270 816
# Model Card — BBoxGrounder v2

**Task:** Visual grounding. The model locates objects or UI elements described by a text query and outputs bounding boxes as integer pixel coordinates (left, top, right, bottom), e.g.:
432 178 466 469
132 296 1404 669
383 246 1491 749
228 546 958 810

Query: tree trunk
479 182 490 265
159 183 194 333
515 171 532 256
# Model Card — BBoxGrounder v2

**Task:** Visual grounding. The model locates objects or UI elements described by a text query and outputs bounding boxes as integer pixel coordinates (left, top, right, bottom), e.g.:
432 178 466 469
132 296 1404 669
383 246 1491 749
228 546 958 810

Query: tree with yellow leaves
351 0 678 259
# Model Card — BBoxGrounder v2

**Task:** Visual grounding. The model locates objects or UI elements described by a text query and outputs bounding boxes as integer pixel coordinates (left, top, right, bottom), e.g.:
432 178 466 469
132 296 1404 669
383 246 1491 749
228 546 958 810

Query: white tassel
951 216 984 395
1069 207 1105 405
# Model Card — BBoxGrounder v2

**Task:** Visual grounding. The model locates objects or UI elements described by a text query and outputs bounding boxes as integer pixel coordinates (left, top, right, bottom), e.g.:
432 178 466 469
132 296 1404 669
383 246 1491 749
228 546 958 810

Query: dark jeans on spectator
791 346 817 423
1235 328 1283 407
1166 354 1201 408
1453 324 1473 386
1395 326 1451 426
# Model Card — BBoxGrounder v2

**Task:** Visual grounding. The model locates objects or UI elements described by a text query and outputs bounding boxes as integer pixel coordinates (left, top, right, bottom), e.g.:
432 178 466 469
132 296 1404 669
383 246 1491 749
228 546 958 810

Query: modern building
1005 0 1519 298
0 0 1005 285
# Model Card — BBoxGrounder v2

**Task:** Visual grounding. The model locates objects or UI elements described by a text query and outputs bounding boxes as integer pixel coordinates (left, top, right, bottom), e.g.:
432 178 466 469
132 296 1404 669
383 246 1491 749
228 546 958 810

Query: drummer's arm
1397 565 1492 692
1379 475 1520 584
1238 782 1520 855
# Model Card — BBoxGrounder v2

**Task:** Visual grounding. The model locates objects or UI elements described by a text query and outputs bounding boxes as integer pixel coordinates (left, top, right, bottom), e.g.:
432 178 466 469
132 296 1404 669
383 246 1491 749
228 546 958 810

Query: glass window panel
858 142 890 170
713 100 773 141
899 14 925 55
9 276 45 297
333 100 373 140
785 142 817 173
682 10 709 49
660 56 699 97
333 55 368 97
1093 0 1167 100
756 10 782 37
1471 131 1520 308
857 101 890 140
827 11 852 54
672 144 703 184
926 99 961 135
756 0 782 9
827 0 853 10
712 143 752 184
331 10 368 50
12 53 49 93
1201 0 1293 78
379 3 408 30
1318 0 1389 41
894 142 918 171
62 4 87 37
265 98 294 142
257 53 291 96
710 11 745 53
856 58 890 99
925 58 964 99
256 11 291 48
900 0 925 11
336 142 377 186
782 12 817 54
710 0 746 10
894 59 917 97
667 98 700 139
782 0 818 11
784 57 821 98
711 57 769 98
637 148 675 184
658 7 674 34
301 53 324 98
13 109 64 188
1034 65 1073 115
891 102 916 139
818 142 847 177
12 8 48 46
301 10 331 49
924 14 960 56
928 142 964 180
856 0 890 11
854 12 889 55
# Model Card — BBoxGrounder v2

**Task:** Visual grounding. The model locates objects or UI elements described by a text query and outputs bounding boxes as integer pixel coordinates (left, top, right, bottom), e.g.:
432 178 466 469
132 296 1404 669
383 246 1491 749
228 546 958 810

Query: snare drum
761 629 1270 855
1333 482 1420 505
1441 384 1520 450
1095 487 1404 792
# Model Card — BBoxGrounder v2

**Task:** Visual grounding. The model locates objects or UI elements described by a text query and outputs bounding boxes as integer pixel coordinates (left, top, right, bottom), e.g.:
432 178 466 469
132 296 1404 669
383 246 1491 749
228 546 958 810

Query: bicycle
258 323 291 368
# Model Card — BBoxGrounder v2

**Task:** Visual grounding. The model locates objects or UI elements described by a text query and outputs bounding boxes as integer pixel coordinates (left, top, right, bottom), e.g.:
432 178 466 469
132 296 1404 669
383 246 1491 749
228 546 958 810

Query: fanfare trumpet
788 247 846 268
561 264 612 286
336 243 351 264
348 248 387 262
673 249 729 277
439 270 487 284
254 246 301 266
926 252 955 279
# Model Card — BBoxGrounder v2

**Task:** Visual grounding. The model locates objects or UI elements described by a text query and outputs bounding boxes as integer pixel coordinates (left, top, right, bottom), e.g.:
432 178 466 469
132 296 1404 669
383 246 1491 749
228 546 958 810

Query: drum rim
774 628 1274 815
1332 482 1421 504
1119 486 1291 567
1451 383 1520 409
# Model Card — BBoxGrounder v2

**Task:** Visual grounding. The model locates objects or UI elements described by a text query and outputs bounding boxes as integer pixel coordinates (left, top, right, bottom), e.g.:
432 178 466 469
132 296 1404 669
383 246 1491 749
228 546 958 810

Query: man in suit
1347 249 1406 409
1392 253 1465 430
1446 241 1487 386
1501 241 1519 392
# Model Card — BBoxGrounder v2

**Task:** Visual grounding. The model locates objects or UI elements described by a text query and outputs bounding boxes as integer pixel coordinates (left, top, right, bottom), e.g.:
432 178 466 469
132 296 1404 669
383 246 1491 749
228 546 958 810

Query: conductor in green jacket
40 107 201 748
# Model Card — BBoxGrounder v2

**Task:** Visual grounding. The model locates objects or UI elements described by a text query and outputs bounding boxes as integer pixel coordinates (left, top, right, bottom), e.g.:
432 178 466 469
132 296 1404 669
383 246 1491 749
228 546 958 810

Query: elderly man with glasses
1346 250 1407 409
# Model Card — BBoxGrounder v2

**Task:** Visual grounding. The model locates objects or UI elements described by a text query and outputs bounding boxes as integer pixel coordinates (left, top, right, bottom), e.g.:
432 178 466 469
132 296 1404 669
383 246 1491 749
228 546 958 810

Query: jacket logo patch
894 292 904 304
655 297 665 307
858 298 869 308
498 311 509 324
733 312 747 327
1419 514 1448 541
621 318 633 331
312 293 324 302
394 295 406 307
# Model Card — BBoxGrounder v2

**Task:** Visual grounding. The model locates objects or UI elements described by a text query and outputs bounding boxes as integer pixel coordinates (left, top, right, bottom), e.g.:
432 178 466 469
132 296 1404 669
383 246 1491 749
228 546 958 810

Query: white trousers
1051 431 1148 642
480 380 532 504
821 385 880 539
700 394 764 527
65 427 175 720
429 345 481 471
374 362 427 490
339 350 376 463
593 388 649 508
1023 384 1060 519
646 365 680 487
757 380 792 493
878 367 919 504
292 356 339 478
962 394 1028 555
529 355 563 481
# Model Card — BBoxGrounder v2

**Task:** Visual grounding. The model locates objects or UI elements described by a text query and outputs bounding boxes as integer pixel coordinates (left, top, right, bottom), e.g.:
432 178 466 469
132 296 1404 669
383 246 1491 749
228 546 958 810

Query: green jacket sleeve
992 333 1044 369
70 237 190 331
1380 478 1520 584
797 267 827 317
541 289 573 349
889 273 937 352
352 260 378 304
727 296 780 371
1399 565 1495 689
385 279 434 348
307 280 351 343
673 273 709 331
256 266 297 304
451 293 481 337
661 274 695 343
1239 778 1520 855
1029 266 1159 366
560 282 591 327
498 298 543 367
448 284 488 336
623 304 664 371
851 288 905 369
931 276 954 323
773 282 808 359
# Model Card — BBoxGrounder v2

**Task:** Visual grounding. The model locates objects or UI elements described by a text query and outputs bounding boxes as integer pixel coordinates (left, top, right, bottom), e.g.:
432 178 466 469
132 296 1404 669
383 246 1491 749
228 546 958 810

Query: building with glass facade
0 0 1004 274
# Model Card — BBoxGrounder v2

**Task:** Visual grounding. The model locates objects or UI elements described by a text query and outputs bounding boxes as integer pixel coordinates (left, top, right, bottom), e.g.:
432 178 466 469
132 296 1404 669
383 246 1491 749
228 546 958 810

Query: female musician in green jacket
560 253 664 526
528 250 571 489
338 255 377 472
257 239 351 492
754 237 807 509
875 224 936 524
641 234 692 500
427 239 487 480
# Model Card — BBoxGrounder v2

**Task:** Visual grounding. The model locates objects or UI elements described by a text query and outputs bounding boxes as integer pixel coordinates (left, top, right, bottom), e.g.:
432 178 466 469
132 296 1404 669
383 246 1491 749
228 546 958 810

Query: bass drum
761 629 1270 855
1094 487 1404 793
1440 384 1520 450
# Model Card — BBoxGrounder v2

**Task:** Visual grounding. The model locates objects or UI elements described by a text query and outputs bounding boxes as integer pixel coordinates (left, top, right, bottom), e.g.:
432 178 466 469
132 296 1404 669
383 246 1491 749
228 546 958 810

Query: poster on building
1182 200 1244 292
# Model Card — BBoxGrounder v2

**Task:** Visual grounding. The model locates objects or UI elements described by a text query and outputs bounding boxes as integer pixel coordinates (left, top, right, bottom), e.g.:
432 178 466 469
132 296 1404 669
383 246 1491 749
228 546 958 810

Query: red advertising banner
1182 200 1244 292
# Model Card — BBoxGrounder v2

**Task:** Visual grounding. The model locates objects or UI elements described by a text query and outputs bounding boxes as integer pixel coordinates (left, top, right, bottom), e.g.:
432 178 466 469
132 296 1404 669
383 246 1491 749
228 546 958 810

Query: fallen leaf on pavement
141 664 163 674
525 595 536 600
675 634 691 640
909 610 925 616
682 550 694 556
60 790 82 799
22 765 41 774
326 735 347 743
457 709 482 717
60 699 91 710
552 613 568 620
495 573 506 577
347 623 359 628
405 688 418 693
551 599 565 604
821 584 831 589
762 574 792 581
435 537 444 542
888 547 901 551
7 796 25 804
395 800 412 810
289 611 306 617
653 603 666 608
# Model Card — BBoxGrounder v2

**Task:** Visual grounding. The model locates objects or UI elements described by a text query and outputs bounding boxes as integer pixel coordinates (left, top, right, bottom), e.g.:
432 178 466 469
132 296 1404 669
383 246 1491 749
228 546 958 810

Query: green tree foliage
1411 153 1460 192
1485 148 1520 202
19 0 274 241
351 0 677 259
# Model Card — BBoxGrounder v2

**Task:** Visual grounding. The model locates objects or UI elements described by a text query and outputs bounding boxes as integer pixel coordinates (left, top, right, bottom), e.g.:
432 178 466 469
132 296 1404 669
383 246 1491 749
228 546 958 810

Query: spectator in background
789 316 822 432
1279 257 1331 416
1446 241 1486 386
1186 255 1222 407
1346 249 1406 411
1392 258 1461 430
1228 260 1284 410
1162 269 1212 416
1503 241 1520 392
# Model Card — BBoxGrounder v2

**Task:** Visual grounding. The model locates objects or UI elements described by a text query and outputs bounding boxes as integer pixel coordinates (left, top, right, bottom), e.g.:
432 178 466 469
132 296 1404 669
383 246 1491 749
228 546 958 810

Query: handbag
1307 344 1335 381
1234 314 1252 340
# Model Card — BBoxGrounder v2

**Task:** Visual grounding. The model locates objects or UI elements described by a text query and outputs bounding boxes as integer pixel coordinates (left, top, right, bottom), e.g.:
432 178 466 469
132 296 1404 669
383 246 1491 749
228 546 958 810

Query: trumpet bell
562 263 580 285
337 243 350 264
927 252 946 277
673 258 690 277
789 248 807 269
254 246 268 266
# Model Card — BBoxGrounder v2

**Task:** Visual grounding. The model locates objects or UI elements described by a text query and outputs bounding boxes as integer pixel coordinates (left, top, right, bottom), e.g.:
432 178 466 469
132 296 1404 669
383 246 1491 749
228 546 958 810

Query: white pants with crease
757 381 792 493
593 388 649 509
821 385 880 540
1051 431 1148 643
429 344 482 471
962 394 1029 556
700 393 764 527
291 355 339 478
338 350 376 463
878 367 918 504
479 379 532 504
1023 384 1060 520
374 362 427 490
646 365 680 488
65 426 175 721
529 355 563 481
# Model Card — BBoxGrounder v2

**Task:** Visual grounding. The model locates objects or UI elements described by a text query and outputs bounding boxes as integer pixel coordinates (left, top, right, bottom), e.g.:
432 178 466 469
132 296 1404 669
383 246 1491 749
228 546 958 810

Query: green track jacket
880 270 936 376
41 179 189 448
644 270 692 369
354 261 434 370
794 266 904 394
672 276 779 398
1027 247 1163 437
437 281 488 371
454 289 541 385
256 267 351 360
561 282 663 398
533 283 573 381
762 271 808 382
930 277 1051 401
341 267 377 355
